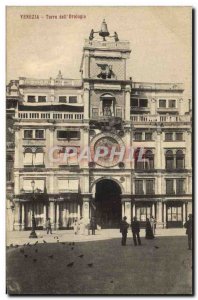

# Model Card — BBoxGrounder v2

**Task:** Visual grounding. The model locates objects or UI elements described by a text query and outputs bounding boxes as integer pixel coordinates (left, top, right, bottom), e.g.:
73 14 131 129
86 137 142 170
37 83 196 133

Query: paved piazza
6 229 192 295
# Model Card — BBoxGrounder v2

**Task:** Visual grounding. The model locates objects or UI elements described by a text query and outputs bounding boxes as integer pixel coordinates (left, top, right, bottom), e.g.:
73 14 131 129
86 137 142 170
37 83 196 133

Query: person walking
120 216 129 246
90 217 97 235
145 218 154 239
184 214 192 250
46 218 52 234
150 216 156 235
131 217 141 246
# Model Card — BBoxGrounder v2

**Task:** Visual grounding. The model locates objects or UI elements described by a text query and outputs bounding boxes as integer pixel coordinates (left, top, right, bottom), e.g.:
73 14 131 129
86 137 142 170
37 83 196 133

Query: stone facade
6 22 192 231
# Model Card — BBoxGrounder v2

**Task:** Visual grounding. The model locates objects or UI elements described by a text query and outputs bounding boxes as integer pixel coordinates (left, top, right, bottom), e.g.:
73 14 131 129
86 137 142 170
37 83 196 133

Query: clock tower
80 19 131 122
80 20 132 225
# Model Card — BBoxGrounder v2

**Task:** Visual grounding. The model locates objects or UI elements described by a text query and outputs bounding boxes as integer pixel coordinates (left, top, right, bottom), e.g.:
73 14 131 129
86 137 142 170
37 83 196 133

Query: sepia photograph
6 6 193 295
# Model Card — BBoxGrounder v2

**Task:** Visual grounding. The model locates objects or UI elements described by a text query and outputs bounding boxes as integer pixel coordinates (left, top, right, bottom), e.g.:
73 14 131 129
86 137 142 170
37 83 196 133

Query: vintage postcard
6 6 193 295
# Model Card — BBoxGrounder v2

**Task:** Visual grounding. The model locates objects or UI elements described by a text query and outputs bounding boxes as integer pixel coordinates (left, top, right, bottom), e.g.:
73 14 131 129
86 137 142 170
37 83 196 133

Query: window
69 96 77 103
131 98 138 107
146 179 154 194
92 108 99 118
27 95 36 103
135 180 144 194
34 149 44 166
35 130 44 139
145 132 152 141
131 98 148 108
165 150 174 169
24 130 33 139
166 179 174 194
167 206 182 222
116 108 122 118
57 130 80 140
169 100 176 108
134 132 142 141
59 96 67 103
159 99 166 108
139 99 148 108
165 132 173 141
176 150 184 169
176 179 185 195
38 96 46 102
176 132 183 141
145 150 154 169
24 148 33 166
134 148 144 170
136 206 151 222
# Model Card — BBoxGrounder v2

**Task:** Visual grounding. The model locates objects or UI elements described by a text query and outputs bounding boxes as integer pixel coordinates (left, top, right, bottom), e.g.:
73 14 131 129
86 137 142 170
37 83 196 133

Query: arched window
145 150 154 169
165 150 174 170
100 94 115 117
24 148 33 166
176 150 184 169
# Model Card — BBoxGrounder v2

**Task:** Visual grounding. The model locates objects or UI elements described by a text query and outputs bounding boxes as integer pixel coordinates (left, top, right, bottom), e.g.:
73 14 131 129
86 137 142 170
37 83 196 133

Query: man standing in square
131 217 141 246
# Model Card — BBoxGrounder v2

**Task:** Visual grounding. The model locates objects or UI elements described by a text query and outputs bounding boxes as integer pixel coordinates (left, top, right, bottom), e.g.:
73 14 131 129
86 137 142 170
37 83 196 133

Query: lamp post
29 180 38 238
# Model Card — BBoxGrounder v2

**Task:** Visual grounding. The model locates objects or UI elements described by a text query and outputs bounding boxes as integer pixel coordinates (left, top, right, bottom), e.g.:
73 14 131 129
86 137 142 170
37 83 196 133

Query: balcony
130 114 191 123
84 39 130 51
19 77 82 88
18 111 84 121
132 82 184 91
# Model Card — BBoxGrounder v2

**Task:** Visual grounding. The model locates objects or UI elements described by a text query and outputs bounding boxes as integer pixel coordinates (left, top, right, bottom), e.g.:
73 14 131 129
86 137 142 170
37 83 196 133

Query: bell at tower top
84 20 130 52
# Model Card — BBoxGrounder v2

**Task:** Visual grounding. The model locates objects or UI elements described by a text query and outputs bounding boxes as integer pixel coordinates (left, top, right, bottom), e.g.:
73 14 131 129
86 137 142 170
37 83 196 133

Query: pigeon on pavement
67 262 74 267
88 263 93 267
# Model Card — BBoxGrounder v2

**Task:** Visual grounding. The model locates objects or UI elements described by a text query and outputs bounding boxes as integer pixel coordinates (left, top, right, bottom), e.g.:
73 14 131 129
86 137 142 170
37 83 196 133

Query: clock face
93 136 121 167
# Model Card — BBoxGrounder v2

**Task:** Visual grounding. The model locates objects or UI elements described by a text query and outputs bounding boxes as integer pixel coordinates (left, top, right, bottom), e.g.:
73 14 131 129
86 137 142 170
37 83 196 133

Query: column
185 130 192 170
122 196 131 222
155 129 162 169
14 127 20 169
49 201 55 229
83 83 90 120
163 202 167 228
13 201 21 231
157 201 163 228
43 204 47 229
84 53 90 78
77 204 81 219
56 203 60 229
150 98 156 115
21 203 25 230
82 194 91 222
183 202 186 225
48 127 55 168
132 203 136 219
125 87 131 121
152 203 155 217
122 202 125 218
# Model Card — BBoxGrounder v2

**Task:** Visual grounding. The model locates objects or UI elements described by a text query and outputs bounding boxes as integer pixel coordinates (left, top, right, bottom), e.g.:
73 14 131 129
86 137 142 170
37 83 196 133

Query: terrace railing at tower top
84 39 130 50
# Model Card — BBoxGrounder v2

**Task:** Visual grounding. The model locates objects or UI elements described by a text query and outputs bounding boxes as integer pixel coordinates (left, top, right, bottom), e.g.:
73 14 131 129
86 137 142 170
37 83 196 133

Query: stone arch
90 176 124 196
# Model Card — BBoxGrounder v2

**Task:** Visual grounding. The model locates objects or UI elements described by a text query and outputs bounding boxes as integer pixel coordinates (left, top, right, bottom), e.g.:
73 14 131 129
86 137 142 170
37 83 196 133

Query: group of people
73 217 97 236
45 217 97 236
120 214 193 250
120 216 156 246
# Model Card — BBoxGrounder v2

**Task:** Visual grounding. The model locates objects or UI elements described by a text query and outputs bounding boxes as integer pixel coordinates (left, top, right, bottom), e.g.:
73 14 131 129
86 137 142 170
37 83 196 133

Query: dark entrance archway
94 179 122 228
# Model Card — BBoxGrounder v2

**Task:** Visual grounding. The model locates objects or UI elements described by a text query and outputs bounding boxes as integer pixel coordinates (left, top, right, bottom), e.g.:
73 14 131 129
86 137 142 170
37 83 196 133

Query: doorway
94 179 122 228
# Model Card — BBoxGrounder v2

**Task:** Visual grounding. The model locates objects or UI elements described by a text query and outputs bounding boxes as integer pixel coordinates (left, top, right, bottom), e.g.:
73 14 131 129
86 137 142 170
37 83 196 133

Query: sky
6 6 192 98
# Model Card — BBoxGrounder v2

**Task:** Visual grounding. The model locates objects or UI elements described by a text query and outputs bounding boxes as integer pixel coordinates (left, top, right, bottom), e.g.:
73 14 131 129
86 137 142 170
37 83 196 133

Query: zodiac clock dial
93 136 121 167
